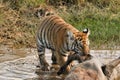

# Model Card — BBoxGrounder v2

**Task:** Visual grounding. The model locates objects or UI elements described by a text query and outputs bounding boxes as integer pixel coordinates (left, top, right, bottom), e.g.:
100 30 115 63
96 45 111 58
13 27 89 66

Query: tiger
36 15 90 72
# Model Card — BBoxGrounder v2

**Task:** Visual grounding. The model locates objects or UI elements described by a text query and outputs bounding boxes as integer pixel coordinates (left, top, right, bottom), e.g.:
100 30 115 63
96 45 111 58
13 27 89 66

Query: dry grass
0 2 39 48
0 0 120 49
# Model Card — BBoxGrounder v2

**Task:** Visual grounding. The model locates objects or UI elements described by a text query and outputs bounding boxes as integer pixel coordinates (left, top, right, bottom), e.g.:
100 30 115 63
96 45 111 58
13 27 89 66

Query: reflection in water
34 69 65 80
0 55 37 80
0 48 120 80
0 48 65 80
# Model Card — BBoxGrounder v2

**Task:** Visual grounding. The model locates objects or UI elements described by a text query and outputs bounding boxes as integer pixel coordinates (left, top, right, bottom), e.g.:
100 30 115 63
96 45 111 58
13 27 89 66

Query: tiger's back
37 15 78 51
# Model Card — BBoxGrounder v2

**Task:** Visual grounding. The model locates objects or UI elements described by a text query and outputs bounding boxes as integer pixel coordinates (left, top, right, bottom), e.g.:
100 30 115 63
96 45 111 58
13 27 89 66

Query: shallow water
0 47 120 80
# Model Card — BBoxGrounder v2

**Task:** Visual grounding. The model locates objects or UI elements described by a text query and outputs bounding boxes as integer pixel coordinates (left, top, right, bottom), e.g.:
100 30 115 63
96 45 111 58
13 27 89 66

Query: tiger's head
73 28 90 55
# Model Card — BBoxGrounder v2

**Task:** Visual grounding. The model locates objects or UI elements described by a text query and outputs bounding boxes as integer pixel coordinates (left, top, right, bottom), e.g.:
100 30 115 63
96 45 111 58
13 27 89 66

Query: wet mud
0 47 120 80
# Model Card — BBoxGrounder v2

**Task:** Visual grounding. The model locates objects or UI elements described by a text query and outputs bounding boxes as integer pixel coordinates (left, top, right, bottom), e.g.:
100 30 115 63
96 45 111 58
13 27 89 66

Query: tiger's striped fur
36 15 90 71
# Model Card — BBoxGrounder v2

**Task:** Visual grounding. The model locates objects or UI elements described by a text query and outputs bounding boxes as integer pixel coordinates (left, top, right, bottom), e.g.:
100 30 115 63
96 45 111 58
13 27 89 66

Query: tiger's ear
83 28 90 36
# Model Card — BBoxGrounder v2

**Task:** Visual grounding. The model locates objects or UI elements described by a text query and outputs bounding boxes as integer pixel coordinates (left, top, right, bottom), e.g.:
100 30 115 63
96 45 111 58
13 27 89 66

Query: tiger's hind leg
37 46 50 71
51 51 60 70
51 51 57 65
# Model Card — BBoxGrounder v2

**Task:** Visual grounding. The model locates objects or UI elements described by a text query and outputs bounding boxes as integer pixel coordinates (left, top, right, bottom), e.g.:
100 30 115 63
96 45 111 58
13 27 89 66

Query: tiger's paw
50 64 60 71
57 66 66 75
41 65 50 71
36 65 50 71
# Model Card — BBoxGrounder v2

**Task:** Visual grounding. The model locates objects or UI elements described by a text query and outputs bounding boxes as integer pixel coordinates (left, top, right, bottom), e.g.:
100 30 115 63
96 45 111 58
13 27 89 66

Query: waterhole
0 47 120 80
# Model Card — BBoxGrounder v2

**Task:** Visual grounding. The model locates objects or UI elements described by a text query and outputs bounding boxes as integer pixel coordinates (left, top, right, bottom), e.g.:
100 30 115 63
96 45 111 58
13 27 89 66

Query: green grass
58 2 120 49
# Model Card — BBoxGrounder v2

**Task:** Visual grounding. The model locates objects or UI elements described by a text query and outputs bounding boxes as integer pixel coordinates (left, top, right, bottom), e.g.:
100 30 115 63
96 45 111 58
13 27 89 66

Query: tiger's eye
70 37 74 40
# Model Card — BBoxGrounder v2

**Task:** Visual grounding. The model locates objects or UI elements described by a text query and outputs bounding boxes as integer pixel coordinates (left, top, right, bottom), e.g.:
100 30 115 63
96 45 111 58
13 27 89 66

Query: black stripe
37 19 46 45
44 16 58 48
53 22 66 46
59 49 67 57
54 23 67 53
71 40 76 51
41 16 56 47
66 41 69 51
56 27 68 56
64 29 70 51
51 20 63 50
37 47 44 52
61 29 68 53
47 17 60 49
41 18 51 46
38 16 52 45
55 23 67 38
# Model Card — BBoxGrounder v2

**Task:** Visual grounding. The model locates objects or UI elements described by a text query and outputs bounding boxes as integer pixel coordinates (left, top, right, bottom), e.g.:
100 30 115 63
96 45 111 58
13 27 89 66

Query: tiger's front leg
37 46 50 71
57 53 79 75
56 52 71 74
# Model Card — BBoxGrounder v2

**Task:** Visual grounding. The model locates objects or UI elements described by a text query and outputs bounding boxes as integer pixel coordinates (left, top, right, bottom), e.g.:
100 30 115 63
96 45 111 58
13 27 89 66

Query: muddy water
0 47 120 80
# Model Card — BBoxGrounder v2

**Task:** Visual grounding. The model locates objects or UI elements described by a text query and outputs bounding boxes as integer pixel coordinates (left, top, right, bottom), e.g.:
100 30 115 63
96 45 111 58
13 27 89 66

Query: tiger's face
74 28 90 55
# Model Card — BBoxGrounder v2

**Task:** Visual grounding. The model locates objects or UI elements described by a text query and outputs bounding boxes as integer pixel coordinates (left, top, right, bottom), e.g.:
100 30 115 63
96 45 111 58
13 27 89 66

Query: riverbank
0 48 120 80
